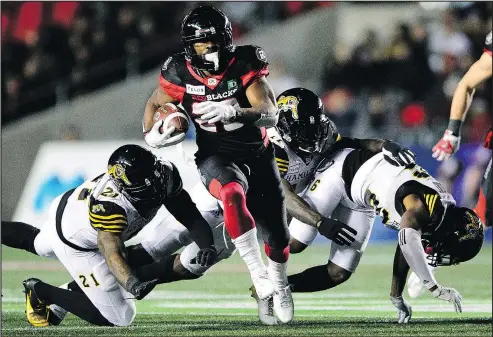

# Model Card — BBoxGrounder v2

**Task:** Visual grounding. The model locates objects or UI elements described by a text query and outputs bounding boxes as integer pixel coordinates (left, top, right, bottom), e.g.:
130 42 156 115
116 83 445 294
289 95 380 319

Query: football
153 103 189 135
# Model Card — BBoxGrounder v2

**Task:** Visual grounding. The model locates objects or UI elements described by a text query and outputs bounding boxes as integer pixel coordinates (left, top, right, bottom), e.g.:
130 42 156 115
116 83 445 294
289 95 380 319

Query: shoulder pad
88 197 128 233
236 45 269 71
160 53 185 86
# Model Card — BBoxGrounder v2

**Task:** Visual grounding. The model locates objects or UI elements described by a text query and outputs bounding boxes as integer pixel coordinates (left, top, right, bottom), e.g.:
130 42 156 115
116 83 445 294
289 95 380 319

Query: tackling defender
252 88 483 324
2 145 218 327
142 5 293 322
408 30 492 299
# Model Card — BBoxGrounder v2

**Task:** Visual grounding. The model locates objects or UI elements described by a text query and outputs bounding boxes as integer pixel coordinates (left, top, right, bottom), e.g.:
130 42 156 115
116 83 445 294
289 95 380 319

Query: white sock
399 228 437 290
267 258 288 290
231 228 266 275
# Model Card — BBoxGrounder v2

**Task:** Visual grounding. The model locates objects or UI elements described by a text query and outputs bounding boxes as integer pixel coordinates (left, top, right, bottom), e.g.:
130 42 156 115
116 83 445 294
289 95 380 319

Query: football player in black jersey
142 5 293 322
2 145 217 327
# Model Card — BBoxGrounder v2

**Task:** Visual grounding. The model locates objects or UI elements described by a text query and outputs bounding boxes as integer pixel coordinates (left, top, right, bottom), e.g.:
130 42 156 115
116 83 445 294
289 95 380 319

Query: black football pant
196 143 290 250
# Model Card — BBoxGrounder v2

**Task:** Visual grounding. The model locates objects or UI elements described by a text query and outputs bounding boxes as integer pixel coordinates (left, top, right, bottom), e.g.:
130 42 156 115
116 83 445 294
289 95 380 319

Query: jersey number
310 179 321 191
79 273 100 288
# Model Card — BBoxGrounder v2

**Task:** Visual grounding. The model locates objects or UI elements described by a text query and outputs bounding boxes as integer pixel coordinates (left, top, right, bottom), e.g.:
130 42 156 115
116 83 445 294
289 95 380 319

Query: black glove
317 217 357 246
190 246 217 267
125 276 158 300
382 140 416 167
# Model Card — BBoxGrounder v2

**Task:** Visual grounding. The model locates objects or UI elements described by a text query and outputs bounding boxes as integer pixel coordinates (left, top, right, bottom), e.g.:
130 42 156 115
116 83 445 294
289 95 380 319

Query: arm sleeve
163 189 214 249
88 198 128 234
159 56 186 103
160 161 184 198
239 45 270 88
273 142 290 178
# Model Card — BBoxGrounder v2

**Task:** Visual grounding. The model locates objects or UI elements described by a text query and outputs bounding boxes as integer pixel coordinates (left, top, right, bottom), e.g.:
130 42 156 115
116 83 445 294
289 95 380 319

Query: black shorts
196 143 289 248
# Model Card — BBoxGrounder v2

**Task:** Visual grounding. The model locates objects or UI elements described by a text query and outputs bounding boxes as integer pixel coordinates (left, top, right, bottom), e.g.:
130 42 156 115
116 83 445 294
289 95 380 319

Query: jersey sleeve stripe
89 212 127 221
429 195 438 215
89 216 127 225
91 223 126 230
276 161 289 167
275 157 289 164
240 66 269 87
159 74 185 102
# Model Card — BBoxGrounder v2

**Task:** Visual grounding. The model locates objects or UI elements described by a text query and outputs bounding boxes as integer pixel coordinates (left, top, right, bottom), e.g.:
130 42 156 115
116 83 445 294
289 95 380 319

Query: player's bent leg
49 240 136 327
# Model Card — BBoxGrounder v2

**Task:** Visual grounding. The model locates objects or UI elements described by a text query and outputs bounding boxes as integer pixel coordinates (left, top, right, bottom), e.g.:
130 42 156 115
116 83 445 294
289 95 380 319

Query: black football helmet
276 88 338 157
107 145 168 204
181 5 234 73
423 206 484 267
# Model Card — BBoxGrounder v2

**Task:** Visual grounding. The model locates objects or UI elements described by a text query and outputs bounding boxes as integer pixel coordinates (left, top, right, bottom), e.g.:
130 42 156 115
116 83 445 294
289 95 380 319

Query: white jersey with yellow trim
61 173 161 249
267 128 325 191
349 153 456 230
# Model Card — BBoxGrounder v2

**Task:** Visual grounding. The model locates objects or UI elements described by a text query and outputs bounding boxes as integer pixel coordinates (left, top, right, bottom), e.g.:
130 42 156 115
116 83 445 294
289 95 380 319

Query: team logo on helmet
108 164 131 186
277 95 300 120
459 210 482 242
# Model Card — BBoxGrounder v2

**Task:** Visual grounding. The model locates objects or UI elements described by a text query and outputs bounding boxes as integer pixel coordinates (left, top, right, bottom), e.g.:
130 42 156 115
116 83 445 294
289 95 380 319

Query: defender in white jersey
2 145 219 327
252 88 417 325
253 88 483 324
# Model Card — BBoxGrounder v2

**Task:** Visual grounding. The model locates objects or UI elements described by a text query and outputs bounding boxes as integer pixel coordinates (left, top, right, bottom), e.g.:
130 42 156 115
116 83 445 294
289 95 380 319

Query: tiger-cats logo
277 95 300 120
108 164 131 186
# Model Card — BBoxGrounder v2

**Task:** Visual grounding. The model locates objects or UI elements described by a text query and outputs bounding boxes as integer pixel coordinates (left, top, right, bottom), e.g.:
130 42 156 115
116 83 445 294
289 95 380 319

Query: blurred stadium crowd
1 2 491 145
1 1 332 123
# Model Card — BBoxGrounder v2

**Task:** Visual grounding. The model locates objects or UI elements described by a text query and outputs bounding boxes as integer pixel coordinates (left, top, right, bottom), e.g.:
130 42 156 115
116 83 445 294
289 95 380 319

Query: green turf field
2 243 492 336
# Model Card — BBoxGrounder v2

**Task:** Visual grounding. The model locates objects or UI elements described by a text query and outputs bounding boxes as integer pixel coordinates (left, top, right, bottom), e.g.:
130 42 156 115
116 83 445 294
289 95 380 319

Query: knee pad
111 300 136 327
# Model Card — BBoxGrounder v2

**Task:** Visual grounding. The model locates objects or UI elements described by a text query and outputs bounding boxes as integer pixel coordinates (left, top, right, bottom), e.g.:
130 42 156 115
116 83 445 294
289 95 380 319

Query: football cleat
272 285 294 324
250 285 277 325
407 266 437 299
23 278 49 327
251 269 275 300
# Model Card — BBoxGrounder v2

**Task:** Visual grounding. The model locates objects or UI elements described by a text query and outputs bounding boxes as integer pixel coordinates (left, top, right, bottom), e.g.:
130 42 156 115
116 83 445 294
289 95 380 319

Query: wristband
447 119 462 136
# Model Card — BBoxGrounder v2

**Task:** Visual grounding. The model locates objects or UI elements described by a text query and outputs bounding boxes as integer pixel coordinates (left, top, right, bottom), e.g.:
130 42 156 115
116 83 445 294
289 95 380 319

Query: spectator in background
461 147 490 208
266 57 302 96
436 157 463 196
428 9 472 74
322 87 357 136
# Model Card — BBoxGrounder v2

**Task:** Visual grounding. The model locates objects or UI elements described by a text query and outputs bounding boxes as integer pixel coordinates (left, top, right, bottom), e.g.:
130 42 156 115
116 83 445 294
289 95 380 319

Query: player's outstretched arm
397 195 463 313
337 137 416 167
97 231 157 300
433 52 492 161
163 188 217 267
389 244 413 323
282 178 357 246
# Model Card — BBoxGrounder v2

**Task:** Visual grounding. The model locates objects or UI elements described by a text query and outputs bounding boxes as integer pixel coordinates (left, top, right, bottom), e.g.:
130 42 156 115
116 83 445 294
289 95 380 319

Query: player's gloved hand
144 121 185 148
390 295 412 324
193 101 237 124
382 141 416 167
431 285 463 313
125 276 159 300
432 130 460 162
317 217 357 246
190 246 217 267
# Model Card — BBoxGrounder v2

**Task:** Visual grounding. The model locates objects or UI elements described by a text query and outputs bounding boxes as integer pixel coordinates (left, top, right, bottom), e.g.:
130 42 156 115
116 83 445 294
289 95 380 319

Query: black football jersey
484 31 492 56
159 45 270 159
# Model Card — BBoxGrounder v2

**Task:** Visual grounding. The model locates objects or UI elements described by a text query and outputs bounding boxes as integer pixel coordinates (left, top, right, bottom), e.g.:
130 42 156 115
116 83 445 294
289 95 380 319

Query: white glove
193 101 236 125
431 286 463 313
390 295 412 324
144 121 185 148
432 130 460 161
